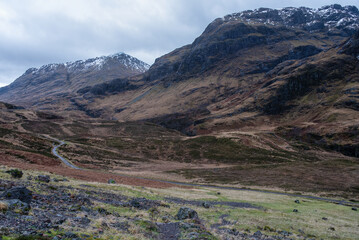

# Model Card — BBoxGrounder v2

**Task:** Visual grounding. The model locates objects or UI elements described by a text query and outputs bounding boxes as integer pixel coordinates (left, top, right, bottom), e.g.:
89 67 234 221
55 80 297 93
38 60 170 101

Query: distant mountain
0 53 149 108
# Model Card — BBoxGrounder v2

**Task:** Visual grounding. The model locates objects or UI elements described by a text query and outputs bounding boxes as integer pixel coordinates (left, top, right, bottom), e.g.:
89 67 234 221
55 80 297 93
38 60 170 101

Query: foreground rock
1 186 32 204
0 199 31 214
37 175 51 183
5 169 23 179
176 207 198 220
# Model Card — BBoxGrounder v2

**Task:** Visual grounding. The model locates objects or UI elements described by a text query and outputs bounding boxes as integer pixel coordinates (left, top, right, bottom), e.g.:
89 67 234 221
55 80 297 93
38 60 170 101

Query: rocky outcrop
1 187 33 204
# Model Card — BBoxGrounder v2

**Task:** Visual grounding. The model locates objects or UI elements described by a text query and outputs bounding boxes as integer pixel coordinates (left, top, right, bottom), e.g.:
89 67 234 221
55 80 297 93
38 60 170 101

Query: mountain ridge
0 52 149 109
223 4 359 34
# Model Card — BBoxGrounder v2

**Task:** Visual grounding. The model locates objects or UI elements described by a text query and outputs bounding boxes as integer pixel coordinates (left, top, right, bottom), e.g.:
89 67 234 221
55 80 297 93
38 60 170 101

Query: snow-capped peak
26 52 150 75
224 4 359 34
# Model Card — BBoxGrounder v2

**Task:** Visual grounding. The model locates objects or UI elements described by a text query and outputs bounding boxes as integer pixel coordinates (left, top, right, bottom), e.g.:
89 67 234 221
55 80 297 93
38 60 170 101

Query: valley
0 4 359 240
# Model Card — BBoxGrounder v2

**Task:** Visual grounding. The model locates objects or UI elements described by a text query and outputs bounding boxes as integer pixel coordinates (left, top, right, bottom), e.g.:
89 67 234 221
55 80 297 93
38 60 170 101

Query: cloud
0 0 358 85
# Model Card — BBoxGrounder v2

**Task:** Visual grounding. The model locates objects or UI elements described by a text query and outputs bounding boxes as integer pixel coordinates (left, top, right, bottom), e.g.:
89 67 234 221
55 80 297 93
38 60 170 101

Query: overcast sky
0 0 358 87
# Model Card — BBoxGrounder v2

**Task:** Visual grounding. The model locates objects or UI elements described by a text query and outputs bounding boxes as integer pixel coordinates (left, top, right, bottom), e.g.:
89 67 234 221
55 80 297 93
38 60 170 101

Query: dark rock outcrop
176 207 198 220
1 187 33 204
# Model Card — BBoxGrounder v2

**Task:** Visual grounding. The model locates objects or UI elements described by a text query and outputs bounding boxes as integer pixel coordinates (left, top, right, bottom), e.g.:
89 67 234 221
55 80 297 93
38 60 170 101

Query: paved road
48 136 358 207
51 138 81 170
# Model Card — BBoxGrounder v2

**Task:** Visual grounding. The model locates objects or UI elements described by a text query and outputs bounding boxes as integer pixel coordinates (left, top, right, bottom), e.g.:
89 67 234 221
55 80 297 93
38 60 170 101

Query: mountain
74 4 358 157
1 4 359 157
0 53 149 111
79 4 358 118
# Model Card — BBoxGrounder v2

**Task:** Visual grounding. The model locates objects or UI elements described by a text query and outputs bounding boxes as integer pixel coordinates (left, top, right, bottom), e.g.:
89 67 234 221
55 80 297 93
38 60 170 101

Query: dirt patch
0 155 178 189
0 149 60 166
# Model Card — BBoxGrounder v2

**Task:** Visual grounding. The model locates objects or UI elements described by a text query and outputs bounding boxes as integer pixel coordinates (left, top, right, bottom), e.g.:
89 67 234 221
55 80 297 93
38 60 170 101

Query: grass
64 133 316 168
1 166 358 239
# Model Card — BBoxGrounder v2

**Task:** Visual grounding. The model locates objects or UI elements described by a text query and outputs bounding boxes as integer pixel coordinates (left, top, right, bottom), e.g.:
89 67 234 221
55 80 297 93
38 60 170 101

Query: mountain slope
0 53 149 108
80 5 358 120
74 5 359 157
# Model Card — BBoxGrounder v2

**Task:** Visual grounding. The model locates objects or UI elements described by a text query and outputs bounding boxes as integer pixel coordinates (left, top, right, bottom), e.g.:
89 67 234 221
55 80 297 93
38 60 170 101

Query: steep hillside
0 53 149 110
81 5 358 122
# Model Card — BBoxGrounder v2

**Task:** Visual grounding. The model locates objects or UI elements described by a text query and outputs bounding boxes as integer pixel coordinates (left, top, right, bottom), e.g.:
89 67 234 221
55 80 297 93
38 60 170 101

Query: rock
130 199 141 208
1 186 33 204
278 230 292 236
37 175 50 183
156 222 180 240
54 178 69 182
53 217 67 225
80 206 91 212
0 199 31 214
161 216 171 223
108 179 116 184
293 209 299 212
176 207 198 220
27 176 33 180
294 200 300 204
254 230 262 237
129 198 161 210
187 232 199 240
202 202 210 208
5 169 23 179
97 208 110 215
0 227 9 236
101 222 109 229
64 232 78 238
0 200 8 211
352 207 357 211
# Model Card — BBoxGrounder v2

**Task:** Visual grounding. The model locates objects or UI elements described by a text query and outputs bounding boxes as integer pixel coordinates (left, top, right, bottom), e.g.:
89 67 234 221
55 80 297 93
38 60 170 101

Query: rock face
0 53 149 109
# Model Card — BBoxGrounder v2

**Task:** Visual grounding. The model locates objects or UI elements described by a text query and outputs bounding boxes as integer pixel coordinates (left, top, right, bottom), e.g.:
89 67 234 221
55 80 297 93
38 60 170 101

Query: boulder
202 202 211 208
37 175 50 183
0 199 31 214
176 207 198 220
5 169 23 179
1 186 33 204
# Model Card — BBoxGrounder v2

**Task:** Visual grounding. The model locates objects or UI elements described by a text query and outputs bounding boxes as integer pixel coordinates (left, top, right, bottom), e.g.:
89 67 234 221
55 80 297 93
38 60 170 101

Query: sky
0 0 358 87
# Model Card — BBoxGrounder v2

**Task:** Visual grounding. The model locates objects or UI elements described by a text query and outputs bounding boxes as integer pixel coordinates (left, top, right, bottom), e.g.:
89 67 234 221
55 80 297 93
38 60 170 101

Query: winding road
49 136 359 207
50 138 81 170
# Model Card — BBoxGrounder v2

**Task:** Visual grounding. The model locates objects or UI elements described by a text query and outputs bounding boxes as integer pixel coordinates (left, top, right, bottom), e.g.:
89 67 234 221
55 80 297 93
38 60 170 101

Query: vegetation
0 167 358 239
